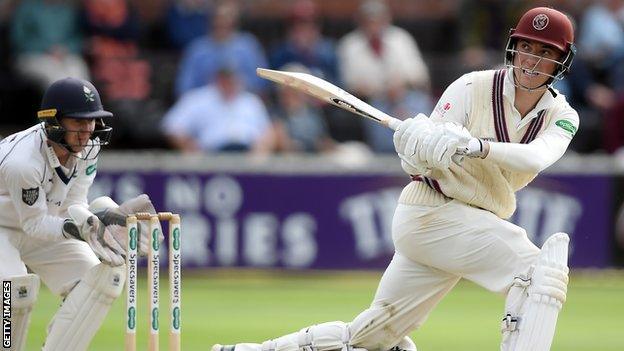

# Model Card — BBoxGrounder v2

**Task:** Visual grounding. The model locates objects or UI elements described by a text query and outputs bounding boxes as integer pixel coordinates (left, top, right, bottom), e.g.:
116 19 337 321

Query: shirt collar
503 67 558 128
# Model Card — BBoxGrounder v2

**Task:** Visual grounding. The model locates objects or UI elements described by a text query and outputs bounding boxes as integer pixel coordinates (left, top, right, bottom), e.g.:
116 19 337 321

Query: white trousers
347 201 540 350
0 227 99 296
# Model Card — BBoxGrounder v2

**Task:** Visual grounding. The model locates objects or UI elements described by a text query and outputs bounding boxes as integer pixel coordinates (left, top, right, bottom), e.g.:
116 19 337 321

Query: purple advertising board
90 171 612 269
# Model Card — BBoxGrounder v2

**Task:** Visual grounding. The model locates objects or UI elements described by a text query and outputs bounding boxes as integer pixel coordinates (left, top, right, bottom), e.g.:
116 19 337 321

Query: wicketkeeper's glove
63 205 126 266
89 194 164 256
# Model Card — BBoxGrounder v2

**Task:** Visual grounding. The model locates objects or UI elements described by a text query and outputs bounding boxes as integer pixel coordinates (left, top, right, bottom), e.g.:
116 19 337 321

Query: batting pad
42 263 125 351
7 274 40 351
501 232 569 351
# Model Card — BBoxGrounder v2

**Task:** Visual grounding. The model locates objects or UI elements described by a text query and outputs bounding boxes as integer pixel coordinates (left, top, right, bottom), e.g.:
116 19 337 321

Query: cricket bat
256 68 468 159
256 68 401 130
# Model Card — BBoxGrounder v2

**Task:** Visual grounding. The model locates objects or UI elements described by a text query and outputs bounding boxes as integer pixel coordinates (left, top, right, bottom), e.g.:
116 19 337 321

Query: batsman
214 6 577 351
0 77 162 350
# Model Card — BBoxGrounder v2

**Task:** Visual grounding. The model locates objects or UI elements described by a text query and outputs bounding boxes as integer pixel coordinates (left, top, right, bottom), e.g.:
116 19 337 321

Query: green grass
24 269 624 351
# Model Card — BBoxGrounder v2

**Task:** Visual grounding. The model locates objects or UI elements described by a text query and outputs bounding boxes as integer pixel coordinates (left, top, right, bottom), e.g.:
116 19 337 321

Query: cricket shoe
212 344 236 351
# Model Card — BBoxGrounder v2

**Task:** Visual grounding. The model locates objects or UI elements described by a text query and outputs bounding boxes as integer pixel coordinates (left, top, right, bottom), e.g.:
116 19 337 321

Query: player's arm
429 73 471 126
2 157 124 264
483 112 579 173
1 160 65 241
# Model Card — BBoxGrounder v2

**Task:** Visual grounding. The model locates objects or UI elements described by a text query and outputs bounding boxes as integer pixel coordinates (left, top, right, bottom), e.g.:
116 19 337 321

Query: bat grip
451 146 470 165
386 118 401 131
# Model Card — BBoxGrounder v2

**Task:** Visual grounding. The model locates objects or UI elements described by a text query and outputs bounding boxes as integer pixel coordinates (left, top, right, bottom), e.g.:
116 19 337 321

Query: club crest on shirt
22 187 39 206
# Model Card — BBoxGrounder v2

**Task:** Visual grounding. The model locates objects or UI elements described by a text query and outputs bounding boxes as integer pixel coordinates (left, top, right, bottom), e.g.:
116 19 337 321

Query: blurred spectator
268 63 335 153
578 0 624 71
10 0 90 88
562 0 624 153
458 0 524 71
0 1 42 136
174 0 268 97
269 0 338 83
166 0 212 50
575 0 624 101
0 0 13 65
365 77 433 153
161 65 272 153
604 98 624 153
81 0 145 100
0 0 16 75
337 0 430 100
82 0 140 42
333 0 431 145
80 0 167 149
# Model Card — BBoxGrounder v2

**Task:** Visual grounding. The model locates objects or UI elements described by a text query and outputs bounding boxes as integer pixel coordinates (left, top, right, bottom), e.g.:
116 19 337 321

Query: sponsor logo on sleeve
86 164 97 176
434 102 452 116
21 188 39 206
555 119 577 135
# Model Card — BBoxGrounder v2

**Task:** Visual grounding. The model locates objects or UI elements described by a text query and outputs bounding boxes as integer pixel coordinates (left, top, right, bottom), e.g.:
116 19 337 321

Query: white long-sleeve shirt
429 68 579 173
399 69 579 218
0 124 98 240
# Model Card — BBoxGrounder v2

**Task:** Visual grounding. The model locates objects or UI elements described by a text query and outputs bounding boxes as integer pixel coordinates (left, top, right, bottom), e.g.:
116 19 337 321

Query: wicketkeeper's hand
89 194 164 256
63 205 126 266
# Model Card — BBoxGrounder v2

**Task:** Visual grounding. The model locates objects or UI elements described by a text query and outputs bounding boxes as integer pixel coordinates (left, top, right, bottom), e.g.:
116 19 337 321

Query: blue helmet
37 77 113 150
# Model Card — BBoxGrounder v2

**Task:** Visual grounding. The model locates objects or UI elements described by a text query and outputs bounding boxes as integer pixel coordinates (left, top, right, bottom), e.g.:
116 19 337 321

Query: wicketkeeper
213 6 577 351
0 77 161 350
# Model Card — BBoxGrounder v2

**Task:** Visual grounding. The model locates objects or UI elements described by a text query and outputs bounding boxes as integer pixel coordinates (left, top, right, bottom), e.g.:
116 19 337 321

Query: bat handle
452 146 470 165
386 117 402 131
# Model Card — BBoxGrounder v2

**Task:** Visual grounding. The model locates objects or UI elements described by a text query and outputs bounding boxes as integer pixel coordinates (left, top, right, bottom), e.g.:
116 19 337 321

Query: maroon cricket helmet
505 7 577 83
510 7 574 53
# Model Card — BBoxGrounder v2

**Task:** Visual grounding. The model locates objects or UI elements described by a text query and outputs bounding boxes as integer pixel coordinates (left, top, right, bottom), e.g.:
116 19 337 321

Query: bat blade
257 67 467 161
257 68 401 130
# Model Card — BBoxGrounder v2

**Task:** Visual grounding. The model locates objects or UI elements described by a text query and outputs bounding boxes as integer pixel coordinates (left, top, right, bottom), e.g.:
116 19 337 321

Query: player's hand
459 138 489 158
393 113 434 157
417 126 460 170
394 114 434 174
63 205 126 266
440 122 472 145
439 122 489 159
89 194 164 256
398 153 428 175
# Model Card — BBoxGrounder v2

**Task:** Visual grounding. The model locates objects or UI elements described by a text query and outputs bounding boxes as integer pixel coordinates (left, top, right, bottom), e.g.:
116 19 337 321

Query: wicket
125 212 181 351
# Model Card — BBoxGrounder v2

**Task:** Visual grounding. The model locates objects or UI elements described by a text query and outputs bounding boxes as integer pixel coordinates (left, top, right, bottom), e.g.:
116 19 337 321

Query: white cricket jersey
429 67 579 170
0 123 99 240
399 68 579 218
